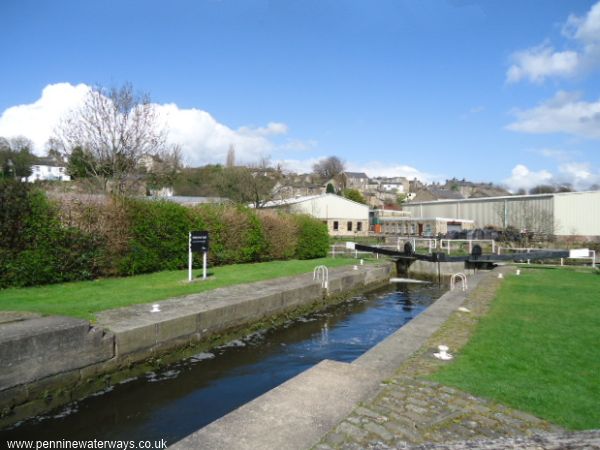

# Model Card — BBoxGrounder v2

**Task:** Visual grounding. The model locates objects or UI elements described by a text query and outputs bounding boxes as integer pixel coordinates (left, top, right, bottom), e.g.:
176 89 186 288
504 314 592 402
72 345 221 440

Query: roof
404 190 600 206
159 196 230 205
260 193 369 209
379 216 474 223
427 188 465 200
344 172 368 179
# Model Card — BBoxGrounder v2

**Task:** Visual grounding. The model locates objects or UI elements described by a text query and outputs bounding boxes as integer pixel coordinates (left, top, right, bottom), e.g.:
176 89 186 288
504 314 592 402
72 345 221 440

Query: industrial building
261 193 369 237
402 191 600 240
370 209 474 236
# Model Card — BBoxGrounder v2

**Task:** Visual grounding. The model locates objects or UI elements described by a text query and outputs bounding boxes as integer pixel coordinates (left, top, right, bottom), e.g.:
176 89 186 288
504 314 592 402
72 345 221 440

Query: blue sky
1 0 599 190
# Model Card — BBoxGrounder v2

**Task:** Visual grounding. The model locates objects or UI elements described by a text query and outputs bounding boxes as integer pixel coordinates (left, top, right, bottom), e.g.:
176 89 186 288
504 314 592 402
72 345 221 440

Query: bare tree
312 156 345 180
226 144 236 168
55 83 170 194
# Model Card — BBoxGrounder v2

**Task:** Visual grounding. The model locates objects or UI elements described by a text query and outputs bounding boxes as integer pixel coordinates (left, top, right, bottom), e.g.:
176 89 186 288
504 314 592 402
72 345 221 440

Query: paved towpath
315 268 598 449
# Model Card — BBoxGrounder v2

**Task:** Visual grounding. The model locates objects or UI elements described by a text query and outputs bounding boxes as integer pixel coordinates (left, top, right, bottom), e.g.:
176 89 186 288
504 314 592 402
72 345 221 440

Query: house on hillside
411 187 464 202
23 157 70 182
260 193 369 236
343 172 369 191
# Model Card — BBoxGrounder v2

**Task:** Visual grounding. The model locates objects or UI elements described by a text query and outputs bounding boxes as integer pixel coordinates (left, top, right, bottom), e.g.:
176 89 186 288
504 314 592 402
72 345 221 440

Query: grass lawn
431 267 600 430
0 257 364 321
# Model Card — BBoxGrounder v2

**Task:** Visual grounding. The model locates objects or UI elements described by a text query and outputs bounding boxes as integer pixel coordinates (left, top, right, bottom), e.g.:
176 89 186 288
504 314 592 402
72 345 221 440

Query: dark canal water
1 282 444 445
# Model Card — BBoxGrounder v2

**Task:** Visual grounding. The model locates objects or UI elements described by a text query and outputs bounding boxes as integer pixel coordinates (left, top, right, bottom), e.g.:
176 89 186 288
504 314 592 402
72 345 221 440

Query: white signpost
189 231 209 282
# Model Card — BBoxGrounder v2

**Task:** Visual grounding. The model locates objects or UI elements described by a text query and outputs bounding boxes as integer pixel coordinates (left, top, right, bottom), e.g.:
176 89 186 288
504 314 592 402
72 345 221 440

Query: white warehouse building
402 191 600 240
261 193 369 237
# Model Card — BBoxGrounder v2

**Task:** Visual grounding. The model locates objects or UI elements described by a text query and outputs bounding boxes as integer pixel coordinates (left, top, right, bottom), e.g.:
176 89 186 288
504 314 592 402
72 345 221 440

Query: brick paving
315 269 599 449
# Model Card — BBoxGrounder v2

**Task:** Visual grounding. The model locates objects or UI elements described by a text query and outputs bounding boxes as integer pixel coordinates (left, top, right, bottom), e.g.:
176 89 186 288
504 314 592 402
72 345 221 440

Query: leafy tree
67 146 93 179
173 165 224 196
342 188 366 204
0 136 35 179
396 193 407 205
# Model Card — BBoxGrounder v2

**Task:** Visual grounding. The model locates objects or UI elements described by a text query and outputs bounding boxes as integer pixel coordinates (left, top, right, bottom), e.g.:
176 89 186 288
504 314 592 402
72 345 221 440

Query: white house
24 164 70 182
261 193 369 236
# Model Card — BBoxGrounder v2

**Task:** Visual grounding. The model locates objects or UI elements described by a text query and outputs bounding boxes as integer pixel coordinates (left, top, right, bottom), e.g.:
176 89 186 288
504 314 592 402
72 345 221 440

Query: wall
289 194 369 222
554 191 600 236
403 194 557 233
0 263 392 428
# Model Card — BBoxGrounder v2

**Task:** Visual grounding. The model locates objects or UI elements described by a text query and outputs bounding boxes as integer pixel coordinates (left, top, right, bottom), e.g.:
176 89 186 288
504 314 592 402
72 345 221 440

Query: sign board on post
189 231 210 281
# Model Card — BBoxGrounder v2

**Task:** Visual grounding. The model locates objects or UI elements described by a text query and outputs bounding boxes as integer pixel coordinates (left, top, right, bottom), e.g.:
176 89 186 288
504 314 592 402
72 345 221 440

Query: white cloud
564 1 600 43
557 162 600 190
507 1 600 83
346 161 441 183
506 44 579 83
535 148 579 162
504 163 600 192
0 83 90 152
503 164 554 192
506 91 600 138
0 83 289 166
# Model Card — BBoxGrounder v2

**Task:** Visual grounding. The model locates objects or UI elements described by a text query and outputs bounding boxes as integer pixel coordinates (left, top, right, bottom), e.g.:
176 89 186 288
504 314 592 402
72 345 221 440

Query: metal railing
313 265 329 289
450 273 468 291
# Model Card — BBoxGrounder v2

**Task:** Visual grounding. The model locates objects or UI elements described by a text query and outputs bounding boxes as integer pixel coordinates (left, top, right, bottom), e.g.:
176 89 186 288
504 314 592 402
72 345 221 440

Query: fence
497 246 596 267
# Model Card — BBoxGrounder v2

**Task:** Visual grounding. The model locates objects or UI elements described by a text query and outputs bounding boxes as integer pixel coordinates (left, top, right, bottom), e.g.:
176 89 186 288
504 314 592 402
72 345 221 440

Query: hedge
0 185 331 288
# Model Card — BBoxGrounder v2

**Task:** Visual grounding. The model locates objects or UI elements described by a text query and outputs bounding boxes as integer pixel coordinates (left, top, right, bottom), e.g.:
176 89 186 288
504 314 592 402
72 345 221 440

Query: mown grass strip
431 267 600 430
0 257 365 321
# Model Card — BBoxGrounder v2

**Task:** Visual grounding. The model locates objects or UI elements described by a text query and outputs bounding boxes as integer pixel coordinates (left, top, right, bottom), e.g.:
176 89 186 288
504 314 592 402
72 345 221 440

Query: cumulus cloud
504 163 600 192
507 1 600 83
346 161 441 183
0 83 90 151
503 164 554 192
557 162 600 190
0 83 289 166
506 44 579 83
506 91 600 138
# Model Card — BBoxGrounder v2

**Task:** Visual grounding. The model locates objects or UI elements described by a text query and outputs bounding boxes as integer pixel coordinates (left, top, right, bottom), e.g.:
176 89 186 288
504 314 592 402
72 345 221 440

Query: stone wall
0 263 392 427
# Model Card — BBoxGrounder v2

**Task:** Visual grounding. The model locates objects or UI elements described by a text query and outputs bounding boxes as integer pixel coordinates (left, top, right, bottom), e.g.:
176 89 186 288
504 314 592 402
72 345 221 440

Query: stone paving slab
171 360 382 450
316 267 600 449
318 377 561 449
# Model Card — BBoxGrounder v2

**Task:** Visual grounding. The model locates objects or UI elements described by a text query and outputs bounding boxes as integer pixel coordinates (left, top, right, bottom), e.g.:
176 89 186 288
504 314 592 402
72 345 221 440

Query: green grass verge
0 257 365 321
431 267 600 430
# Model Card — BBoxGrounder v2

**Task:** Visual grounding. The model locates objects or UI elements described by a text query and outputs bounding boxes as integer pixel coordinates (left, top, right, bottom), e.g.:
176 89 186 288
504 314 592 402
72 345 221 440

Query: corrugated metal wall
403 195 555 233
554 192 600 236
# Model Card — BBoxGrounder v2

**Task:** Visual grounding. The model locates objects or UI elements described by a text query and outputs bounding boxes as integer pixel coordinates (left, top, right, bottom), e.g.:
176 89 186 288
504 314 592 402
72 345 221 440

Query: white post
468 240 472 254
492 240 496 254
203 251 207 279
188 232 192 282
560 258 564 266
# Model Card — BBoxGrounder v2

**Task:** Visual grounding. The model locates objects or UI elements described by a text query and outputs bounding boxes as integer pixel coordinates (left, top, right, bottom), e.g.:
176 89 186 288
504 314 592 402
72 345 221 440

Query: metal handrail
313 265 329 289
450 273 468 291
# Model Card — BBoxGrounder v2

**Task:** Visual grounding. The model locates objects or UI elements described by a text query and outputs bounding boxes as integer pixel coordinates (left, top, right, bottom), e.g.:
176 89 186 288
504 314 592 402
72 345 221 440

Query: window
347 221 353 231
333 221 339 231
357 222 362 232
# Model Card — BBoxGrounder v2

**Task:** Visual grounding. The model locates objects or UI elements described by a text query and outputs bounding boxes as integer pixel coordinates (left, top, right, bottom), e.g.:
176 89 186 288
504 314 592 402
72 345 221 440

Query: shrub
293 214 329 259
191 205 267 265
258 210 298 260
0 181 101 288
118 198 195 275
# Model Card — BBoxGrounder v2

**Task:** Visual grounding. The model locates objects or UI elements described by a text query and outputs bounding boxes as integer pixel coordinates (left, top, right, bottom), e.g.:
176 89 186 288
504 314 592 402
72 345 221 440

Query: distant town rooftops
344 172 368 179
